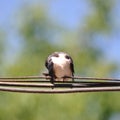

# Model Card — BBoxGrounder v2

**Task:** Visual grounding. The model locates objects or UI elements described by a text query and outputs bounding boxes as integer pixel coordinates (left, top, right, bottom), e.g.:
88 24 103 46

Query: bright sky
0 0 120 64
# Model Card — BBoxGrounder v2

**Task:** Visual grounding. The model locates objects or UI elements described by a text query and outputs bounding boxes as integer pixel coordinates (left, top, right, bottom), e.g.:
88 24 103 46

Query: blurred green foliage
0 1 120 120
0 30 6 75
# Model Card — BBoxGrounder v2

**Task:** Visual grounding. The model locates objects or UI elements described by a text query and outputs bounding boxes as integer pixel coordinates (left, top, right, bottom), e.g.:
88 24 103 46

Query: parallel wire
0 76 120 82
0 86 120 94
0 75 120 94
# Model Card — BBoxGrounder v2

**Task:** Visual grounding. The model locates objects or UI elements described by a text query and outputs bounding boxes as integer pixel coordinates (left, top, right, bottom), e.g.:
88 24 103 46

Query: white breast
51 54 72 81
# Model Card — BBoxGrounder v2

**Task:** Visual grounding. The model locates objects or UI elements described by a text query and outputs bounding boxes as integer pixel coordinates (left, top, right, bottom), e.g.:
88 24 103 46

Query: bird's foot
50 78 55 89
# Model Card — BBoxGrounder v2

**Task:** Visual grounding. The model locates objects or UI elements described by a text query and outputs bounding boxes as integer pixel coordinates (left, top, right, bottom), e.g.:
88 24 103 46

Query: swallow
45 52 74 84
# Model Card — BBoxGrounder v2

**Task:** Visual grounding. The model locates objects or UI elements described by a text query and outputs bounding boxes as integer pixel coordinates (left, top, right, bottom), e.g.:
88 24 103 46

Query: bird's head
50 52 72 64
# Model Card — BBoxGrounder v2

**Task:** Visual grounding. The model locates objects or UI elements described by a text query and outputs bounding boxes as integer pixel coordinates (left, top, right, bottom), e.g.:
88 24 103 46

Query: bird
45 52 74 84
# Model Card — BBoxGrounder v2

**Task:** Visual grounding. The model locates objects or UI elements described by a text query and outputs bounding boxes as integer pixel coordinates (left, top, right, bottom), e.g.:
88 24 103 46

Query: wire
0 75 120 94
0 86 120 94
0 81 120 88
0 75 120 81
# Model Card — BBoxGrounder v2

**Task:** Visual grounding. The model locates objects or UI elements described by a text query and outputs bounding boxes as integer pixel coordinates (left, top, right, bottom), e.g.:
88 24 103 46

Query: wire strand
0 75 120 81
0 86 120 94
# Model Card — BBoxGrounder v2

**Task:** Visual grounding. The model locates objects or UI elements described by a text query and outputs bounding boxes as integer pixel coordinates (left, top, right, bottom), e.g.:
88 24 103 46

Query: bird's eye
49 58 52 63
65 55 70 59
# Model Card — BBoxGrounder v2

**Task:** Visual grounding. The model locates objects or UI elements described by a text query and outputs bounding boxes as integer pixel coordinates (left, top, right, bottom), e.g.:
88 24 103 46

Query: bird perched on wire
44 52 74 84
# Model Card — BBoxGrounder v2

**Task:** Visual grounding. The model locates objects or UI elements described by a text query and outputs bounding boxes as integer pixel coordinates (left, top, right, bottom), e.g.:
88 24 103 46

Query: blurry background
0 0 120 120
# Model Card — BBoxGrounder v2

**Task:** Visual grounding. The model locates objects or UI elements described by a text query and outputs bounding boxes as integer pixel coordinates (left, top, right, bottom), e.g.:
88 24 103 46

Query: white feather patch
51 53 72 81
